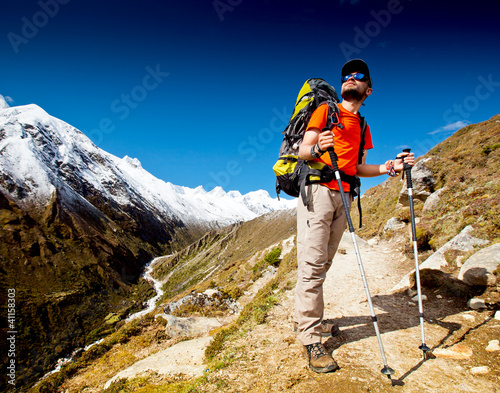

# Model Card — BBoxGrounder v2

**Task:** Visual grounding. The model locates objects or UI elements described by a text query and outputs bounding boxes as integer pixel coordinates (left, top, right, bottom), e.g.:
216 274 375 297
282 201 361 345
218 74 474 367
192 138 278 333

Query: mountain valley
1 95 499 392
0 98 293 390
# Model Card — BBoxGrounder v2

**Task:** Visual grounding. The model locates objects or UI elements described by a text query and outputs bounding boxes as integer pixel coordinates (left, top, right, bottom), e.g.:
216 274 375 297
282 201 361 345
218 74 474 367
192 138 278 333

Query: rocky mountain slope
33 115 500 392
353 114 500 249
0 97 293 390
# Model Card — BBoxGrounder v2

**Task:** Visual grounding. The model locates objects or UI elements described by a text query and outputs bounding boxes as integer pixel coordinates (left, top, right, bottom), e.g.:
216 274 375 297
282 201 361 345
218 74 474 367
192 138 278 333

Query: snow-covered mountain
0 95 295 230
0 94 296 387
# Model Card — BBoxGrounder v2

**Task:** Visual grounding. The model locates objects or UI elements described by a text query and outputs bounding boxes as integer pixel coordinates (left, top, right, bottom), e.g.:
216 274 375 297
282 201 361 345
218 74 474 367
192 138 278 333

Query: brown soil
198 235 500 393
59 233 500 393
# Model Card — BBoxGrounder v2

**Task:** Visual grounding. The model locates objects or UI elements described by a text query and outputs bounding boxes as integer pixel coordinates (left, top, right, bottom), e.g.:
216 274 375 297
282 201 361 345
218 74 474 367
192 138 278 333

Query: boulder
469 366 490 375
467 298 486 309
485 340 500 352
433 344 473 359
458 243 500 286
398 158 436 205
416 225 487 270
155 314 222 337
383 217 406 232
423 187 447 213
104 336 212 389
392 226 489 292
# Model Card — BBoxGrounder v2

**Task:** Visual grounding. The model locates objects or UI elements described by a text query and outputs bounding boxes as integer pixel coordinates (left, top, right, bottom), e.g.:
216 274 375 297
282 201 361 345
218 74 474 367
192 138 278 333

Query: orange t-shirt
306 103 373 192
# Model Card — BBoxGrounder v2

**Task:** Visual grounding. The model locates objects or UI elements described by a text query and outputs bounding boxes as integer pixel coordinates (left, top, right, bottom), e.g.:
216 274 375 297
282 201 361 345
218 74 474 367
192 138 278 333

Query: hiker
294 59 415 373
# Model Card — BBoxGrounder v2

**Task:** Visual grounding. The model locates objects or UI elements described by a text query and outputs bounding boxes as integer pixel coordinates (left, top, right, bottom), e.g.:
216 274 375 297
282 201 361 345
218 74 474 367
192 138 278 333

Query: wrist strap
315 142 326 154
385 160 397 177
310 145 319 159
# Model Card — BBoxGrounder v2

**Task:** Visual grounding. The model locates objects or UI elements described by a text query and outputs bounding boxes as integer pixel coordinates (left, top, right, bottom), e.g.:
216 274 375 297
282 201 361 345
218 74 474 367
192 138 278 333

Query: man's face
340 71 372 101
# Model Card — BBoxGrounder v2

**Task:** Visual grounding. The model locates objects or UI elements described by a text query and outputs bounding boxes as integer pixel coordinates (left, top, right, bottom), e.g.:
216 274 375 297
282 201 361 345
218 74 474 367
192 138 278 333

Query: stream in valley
38 257 164 383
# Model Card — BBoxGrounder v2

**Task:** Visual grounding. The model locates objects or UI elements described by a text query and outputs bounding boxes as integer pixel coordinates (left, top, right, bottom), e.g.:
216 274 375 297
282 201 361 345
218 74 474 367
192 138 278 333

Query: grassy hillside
0 184 206 391
0 189 159 391
353 114 500 252
153 209 297 302
31 209 298 392
29 115 500 392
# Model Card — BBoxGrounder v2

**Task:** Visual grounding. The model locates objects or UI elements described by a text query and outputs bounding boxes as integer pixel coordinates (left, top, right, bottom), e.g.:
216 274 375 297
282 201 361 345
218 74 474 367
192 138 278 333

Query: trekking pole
401 148 432 359
327 146 395 378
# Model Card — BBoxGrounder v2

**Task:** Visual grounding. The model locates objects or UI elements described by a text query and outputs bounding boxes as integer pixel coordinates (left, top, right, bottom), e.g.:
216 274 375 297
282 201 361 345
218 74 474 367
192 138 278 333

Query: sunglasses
341 73 368 83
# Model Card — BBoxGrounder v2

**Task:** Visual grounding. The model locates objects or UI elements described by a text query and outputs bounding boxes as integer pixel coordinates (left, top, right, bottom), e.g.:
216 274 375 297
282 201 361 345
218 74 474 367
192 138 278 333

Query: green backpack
272 78 367 226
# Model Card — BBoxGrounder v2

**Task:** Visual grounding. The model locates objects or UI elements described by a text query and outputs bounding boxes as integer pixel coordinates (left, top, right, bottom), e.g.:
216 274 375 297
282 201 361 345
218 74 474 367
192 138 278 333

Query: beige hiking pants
295 184 351 346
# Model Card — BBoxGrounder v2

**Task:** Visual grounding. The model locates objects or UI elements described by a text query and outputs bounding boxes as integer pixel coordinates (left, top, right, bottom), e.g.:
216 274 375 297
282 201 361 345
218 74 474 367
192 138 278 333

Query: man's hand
393 152 415 172
318 130 335 152
298 127 335 160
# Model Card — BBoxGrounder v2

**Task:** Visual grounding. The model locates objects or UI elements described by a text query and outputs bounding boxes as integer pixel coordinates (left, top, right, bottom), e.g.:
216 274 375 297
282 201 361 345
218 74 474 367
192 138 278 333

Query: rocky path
95 233 499 392
201 233 500 392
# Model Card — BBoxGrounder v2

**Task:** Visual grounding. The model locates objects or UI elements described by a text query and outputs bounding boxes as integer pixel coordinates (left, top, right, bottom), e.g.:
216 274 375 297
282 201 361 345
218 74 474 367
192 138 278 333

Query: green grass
205 246 296 363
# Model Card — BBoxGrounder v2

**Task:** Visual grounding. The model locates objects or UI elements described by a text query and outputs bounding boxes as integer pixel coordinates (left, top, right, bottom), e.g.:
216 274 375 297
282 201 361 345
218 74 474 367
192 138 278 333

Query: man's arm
298 127 335 161
300 127 415 175
356 151 386 177
357 151 415 177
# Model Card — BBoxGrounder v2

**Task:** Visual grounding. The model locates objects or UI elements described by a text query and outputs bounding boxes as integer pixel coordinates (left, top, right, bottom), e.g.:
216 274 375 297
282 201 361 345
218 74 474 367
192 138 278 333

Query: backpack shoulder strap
355 114 367 228
358 115 367 164
323 102 340 132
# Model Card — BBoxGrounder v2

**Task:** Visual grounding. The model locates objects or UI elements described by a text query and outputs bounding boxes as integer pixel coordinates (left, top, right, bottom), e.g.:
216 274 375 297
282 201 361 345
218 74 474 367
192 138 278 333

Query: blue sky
2 0 500 197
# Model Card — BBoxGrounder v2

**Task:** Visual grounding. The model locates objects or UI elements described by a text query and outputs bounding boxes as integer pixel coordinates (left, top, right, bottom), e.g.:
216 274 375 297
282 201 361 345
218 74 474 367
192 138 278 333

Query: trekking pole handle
402 148 412 170
401 148 412 189
328 147 340 172
320 124 340 171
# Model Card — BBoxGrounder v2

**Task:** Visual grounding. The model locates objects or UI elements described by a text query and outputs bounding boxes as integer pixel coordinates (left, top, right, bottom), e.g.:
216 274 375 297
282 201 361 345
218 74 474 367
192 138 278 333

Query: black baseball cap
341 59 372 87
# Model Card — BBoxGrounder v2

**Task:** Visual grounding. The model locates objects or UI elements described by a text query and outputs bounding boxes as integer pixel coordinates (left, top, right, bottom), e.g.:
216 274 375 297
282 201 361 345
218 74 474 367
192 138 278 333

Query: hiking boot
294 320 340 337
303 342 339 373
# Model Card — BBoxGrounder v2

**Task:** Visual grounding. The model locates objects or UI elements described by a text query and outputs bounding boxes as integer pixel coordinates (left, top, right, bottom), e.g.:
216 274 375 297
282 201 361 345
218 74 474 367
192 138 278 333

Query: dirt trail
202 233 500 393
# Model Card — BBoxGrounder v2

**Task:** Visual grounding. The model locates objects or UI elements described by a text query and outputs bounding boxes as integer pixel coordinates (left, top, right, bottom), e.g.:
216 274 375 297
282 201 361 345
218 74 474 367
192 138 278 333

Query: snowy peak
0 94 10 109
122 155 143 169
0 99 295 230
0 97 295 390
